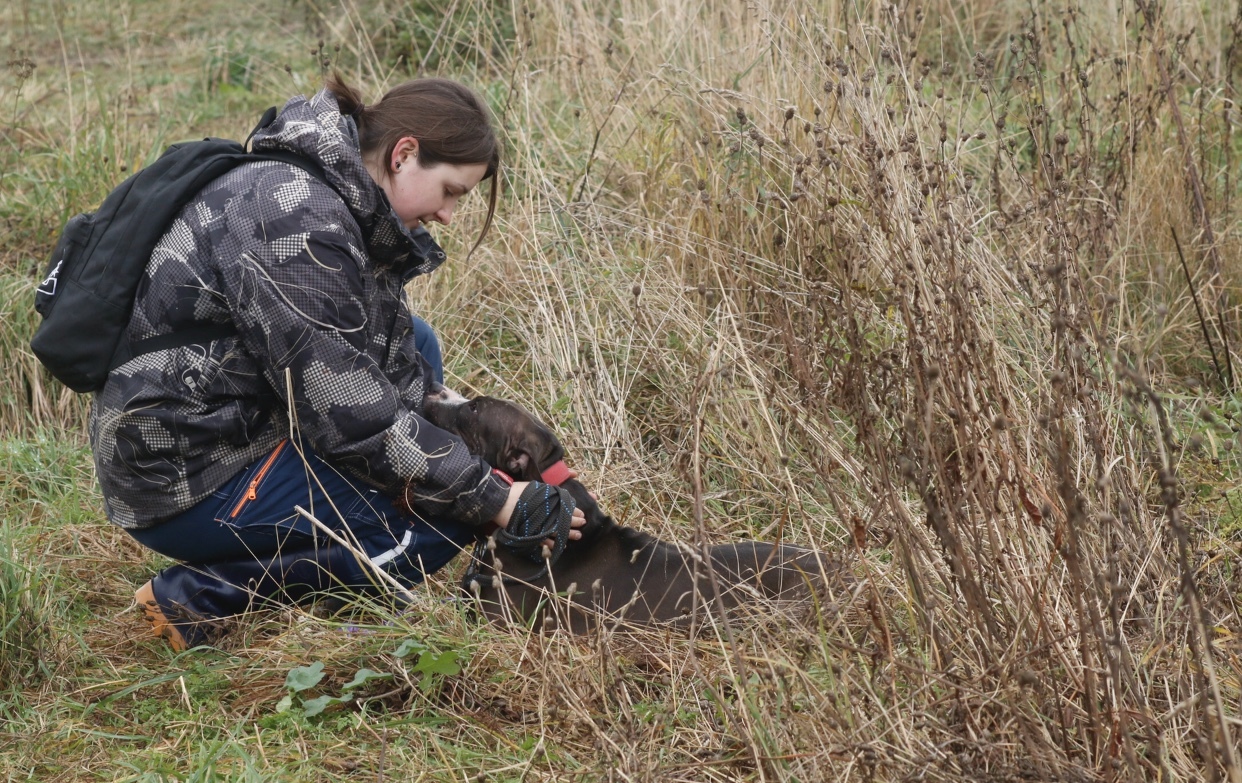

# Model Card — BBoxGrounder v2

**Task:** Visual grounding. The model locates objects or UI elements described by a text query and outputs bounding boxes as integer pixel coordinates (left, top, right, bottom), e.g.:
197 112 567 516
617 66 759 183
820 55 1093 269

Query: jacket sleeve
218 181 509 528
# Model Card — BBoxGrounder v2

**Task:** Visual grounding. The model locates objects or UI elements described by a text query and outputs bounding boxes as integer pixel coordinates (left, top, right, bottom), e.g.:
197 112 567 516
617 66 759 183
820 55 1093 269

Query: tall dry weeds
405 0 1242 779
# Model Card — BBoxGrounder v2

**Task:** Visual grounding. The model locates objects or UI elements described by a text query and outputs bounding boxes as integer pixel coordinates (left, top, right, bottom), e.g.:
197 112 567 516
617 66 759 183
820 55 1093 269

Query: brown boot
135 580 188 652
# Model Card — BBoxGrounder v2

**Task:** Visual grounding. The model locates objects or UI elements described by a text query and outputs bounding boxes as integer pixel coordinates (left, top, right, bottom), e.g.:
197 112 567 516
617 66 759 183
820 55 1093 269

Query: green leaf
284 661 325 693
393 638 427 659
301 693 350 718
275 695 293 713
342 668 392 692
414 650 461 678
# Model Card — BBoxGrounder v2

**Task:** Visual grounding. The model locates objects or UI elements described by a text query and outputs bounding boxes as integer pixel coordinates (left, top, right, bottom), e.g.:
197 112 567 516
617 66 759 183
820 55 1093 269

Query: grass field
2 0 1241 780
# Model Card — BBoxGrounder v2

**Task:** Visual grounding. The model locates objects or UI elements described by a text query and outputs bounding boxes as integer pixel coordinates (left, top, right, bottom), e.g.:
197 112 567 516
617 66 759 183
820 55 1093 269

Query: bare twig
1138 0 1235 391
1171 226 1227 389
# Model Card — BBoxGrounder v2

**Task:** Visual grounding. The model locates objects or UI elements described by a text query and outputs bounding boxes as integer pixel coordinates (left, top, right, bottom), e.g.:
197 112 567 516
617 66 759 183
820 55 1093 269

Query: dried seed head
6 57 36 81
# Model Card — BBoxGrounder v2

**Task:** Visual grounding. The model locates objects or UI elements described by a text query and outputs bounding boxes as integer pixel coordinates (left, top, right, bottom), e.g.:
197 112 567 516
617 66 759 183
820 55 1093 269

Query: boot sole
135 580 188 652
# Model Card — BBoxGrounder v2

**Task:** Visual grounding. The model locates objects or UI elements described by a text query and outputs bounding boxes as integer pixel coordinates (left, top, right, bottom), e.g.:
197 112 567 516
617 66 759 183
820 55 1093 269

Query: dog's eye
466 400 478 414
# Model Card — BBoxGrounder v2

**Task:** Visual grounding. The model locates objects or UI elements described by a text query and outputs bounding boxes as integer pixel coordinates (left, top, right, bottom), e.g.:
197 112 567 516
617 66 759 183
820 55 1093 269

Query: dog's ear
498 433 543 481
503 449 533 479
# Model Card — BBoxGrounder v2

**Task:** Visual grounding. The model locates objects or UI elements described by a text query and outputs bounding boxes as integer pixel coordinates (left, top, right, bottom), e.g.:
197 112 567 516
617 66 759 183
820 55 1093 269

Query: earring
395 162 402 170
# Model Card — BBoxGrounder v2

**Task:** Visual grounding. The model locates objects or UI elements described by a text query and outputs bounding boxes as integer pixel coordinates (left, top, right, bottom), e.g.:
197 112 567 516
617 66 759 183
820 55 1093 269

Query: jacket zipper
230 439 288 518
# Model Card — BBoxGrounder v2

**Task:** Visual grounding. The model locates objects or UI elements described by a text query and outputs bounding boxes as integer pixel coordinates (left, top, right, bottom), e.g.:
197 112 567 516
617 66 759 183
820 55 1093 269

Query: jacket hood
249 88 447 278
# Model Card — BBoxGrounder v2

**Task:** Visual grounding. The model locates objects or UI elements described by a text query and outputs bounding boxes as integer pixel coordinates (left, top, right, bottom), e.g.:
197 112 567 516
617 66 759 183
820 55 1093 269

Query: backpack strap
246 104 333 184
252 148 331 187
245 107 279 149
121 323 241 367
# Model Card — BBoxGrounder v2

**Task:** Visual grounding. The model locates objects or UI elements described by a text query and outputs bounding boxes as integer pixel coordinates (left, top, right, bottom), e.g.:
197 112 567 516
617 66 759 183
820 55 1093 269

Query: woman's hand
493 481 586 541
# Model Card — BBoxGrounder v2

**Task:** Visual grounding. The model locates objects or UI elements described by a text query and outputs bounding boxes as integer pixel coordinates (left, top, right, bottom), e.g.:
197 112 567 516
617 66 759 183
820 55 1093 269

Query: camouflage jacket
90 89 510 530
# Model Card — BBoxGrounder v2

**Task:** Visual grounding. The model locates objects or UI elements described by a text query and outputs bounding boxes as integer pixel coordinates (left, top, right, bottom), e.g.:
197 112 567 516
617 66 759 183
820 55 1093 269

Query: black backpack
31 108 333 393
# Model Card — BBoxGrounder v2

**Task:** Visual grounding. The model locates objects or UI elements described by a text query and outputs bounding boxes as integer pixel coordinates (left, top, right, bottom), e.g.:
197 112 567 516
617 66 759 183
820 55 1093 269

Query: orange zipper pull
230 439 288 518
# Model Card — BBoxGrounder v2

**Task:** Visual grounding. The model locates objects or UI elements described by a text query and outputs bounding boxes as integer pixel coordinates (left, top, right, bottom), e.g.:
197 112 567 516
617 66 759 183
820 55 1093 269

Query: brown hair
327 73 501 252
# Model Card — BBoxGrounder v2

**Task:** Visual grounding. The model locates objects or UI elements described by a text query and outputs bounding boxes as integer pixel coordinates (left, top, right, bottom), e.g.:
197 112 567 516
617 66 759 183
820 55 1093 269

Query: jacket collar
249 89 447 278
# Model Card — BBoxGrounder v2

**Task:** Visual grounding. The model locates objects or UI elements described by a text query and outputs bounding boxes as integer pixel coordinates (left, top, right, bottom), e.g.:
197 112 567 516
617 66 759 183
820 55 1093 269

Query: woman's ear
393 136 419 171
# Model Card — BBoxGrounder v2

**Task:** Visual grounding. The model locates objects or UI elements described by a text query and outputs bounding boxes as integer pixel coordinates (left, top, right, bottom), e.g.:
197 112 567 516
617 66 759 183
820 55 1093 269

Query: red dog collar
540 460 572 487
492 460 572 487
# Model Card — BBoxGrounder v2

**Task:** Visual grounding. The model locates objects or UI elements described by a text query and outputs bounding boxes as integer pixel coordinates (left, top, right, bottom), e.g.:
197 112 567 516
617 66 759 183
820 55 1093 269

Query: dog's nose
425 383 468 405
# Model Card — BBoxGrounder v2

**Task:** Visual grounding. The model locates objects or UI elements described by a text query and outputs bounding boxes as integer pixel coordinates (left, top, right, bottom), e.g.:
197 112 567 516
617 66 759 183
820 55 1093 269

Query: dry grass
3 0 1241 780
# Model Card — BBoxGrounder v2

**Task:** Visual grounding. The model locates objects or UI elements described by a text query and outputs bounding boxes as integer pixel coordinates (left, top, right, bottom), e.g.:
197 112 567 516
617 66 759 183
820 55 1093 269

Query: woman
94 75 583 650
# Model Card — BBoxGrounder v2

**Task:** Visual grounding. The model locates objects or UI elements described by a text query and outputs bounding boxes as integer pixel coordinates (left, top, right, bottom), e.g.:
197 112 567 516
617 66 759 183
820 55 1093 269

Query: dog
420 387 844 632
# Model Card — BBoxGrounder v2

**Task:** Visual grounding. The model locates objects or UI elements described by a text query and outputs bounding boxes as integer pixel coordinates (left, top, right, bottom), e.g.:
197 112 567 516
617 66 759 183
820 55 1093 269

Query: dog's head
424 386 615 548
424 386 566 481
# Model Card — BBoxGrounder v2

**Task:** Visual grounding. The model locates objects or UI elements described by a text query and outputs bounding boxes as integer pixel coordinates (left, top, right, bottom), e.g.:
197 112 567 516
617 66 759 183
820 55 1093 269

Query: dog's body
421 390 841 632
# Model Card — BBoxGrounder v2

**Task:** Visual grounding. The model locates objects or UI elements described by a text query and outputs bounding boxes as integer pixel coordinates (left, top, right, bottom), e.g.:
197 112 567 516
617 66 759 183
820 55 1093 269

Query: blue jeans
128 442 475 577
411 314 444 386
129 316 472 635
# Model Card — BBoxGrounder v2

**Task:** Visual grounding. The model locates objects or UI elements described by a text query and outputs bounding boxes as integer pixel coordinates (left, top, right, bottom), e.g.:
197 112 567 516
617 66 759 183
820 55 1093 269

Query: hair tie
351 103 364 119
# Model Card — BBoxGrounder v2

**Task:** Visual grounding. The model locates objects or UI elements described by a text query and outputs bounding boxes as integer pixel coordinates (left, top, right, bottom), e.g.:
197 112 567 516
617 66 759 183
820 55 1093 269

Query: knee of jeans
409 315 444 384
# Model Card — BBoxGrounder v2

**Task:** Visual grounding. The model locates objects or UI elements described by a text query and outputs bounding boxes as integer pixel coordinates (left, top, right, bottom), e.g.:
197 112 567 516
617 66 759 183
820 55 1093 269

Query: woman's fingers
556 508 586 544
544 507 586 547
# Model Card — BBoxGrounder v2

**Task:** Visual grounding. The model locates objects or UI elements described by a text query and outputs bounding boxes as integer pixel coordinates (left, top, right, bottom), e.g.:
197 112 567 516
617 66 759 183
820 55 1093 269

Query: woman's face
374 137 488 231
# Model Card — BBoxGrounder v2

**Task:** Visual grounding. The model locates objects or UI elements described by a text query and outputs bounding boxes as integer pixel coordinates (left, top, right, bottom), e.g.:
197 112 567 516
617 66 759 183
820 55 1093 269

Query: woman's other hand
493 481 586 542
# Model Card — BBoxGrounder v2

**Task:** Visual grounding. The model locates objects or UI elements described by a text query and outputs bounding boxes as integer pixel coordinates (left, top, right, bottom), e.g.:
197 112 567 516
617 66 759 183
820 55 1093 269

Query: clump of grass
0 519 46 693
